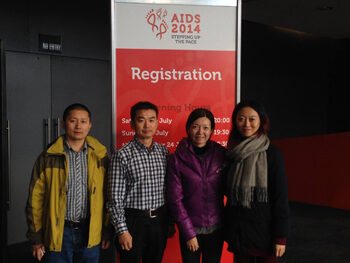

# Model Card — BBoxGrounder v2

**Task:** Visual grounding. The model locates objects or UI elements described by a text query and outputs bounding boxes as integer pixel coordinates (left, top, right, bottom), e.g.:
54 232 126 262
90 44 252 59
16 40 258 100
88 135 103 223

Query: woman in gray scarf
224 101 290 263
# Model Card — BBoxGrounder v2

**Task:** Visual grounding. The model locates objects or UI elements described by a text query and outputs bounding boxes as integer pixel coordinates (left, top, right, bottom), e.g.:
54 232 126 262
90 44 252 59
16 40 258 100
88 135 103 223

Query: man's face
63 109 92 142
131 109 158 141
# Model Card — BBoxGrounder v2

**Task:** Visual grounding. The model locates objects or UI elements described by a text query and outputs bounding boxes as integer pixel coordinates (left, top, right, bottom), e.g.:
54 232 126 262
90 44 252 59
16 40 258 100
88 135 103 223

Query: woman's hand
275 244 286 257
186 237 199 252
101 240 110 249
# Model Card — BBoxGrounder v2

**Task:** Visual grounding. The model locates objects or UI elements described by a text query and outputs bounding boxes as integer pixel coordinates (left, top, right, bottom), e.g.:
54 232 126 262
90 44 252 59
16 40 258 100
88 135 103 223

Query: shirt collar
64 140 88 153
133 137 158 152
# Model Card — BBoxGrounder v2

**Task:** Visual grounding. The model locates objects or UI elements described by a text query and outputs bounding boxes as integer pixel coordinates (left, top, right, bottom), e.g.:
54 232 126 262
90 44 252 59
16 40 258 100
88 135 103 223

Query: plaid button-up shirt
64 141 89 221
107 138 169 234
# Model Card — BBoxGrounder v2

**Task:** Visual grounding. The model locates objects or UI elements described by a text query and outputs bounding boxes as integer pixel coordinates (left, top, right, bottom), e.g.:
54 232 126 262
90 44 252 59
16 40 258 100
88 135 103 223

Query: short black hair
63 103 91 122
130 101 158 121
185 108 215 136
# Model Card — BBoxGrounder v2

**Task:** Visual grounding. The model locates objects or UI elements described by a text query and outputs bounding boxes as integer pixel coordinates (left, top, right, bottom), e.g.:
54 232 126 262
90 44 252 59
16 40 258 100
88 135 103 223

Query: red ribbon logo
146 8 168 40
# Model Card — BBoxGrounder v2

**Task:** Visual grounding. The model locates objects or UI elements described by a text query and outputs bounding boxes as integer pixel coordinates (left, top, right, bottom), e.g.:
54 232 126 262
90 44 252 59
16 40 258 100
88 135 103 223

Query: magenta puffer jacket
166 138 226 241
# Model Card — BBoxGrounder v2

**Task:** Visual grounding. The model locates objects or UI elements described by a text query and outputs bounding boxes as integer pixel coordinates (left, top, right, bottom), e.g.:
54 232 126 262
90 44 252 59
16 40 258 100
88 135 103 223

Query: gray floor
4 202 350 262
280 202 350 263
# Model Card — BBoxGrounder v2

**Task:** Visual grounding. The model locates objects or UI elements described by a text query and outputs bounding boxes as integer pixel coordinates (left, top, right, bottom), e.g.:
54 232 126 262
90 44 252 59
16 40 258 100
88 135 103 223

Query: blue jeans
47 225 100 263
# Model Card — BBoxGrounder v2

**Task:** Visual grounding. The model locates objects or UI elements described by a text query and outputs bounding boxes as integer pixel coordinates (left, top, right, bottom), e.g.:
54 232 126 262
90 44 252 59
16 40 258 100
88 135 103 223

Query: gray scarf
226 135 270 208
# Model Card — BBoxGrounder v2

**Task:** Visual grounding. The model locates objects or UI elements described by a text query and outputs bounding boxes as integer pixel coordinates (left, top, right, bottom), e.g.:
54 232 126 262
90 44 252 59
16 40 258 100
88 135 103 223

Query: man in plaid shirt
107 101 170 263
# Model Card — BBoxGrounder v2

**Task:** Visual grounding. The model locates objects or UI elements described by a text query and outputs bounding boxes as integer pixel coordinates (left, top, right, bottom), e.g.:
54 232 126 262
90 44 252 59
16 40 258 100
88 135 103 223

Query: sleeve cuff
115 222 128 235
180 223 197 242
275 237 287 245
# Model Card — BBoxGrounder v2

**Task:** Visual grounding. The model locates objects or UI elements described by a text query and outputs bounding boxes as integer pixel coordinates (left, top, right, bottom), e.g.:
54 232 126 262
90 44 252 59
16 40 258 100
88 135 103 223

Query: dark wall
0 0 110 60
240 21 350 211
273 132 350 210
0 0 113 250
0 0 112 149
240 21 349 139
329 38 350 134
0 40 8 263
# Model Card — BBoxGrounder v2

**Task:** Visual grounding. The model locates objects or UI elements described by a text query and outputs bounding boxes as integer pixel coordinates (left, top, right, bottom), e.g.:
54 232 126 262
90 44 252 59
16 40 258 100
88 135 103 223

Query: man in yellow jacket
26 103 110 263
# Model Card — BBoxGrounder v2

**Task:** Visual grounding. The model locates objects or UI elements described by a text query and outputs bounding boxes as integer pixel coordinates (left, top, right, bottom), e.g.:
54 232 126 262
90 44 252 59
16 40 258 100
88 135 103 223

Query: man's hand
32 244 45 261
186 237 199 252
101 240 110 249
275 244 286 257
118 232 133 251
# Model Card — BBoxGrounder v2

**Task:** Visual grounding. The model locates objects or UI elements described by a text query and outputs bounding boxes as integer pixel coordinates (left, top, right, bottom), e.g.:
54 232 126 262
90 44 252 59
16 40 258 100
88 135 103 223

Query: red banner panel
115 49 235 151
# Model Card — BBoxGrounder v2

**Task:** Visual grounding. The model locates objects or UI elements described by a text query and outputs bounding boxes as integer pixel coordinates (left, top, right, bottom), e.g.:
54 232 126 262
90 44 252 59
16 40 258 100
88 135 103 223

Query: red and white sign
113 2 238 152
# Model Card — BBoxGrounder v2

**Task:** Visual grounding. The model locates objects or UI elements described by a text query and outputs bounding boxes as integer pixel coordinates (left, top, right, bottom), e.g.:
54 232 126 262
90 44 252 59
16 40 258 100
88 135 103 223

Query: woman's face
188 117 213 148
235 107 261 138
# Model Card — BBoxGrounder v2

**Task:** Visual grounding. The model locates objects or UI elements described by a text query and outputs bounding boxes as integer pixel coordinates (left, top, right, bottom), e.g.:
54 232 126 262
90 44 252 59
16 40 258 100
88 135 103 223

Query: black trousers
179 229 224 263
115 209 169 263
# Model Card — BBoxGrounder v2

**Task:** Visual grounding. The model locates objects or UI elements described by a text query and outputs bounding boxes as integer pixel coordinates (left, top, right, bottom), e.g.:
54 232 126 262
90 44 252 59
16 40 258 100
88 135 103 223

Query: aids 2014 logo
146 8 201 44
146 8 169 40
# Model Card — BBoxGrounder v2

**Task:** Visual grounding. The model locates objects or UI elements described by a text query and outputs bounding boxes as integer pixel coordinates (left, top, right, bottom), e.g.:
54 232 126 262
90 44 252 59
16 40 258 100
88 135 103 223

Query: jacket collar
176 137 215 158
47 135 106 158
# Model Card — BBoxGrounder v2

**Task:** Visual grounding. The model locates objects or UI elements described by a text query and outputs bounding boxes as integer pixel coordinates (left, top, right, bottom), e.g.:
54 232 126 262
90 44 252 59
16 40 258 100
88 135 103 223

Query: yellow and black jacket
26 135 110 251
